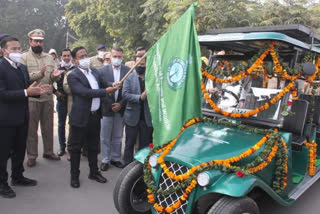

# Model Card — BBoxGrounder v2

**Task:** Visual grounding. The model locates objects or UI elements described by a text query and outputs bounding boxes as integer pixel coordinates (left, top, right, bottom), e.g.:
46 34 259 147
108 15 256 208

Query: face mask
111 58 122 67
78 58 90 69
103 62 110 65
31 46 43 54
98 51 106 59
8 52 22 63
136 66 146 75
61 60 72 67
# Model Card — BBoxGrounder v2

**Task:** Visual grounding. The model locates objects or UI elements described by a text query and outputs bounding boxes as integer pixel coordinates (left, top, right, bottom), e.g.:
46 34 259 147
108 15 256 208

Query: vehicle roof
199 24 320 54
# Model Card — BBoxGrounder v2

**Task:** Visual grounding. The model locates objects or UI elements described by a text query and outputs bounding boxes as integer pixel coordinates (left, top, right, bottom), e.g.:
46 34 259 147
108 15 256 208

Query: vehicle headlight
149 155 158 167
197 172 210 187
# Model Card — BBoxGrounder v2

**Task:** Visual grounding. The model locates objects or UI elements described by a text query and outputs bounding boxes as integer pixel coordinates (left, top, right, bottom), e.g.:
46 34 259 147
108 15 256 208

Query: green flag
146 3 202 147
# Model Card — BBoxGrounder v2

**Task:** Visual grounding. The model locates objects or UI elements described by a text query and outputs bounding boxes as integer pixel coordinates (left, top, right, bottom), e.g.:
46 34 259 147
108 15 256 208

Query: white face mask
61 60 72 67
98 51 106 59
78 58 90 69
103 62 110 65
111 58 122 67
8 52 22 63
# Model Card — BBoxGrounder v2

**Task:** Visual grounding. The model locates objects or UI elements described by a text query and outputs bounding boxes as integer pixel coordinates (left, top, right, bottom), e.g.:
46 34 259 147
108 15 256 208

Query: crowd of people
0 28 153 198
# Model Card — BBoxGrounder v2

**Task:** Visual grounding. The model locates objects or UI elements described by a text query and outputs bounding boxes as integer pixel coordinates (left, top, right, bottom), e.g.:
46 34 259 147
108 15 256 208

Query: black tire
113 160 151 214
207 196 259 214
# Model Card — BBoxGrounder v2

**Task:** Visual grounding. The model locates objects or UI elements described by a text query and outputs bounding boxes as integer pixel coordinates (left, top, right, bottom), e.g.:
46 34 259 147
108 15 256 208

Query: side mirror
302 62 316 76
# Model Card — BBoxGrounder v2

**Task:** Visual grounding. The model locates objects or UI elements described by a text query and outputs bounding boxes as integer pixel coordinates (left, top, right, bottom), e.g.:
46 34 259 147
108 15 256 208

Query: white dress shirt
112 65 121 101
4 57 28 97
79 67 100 111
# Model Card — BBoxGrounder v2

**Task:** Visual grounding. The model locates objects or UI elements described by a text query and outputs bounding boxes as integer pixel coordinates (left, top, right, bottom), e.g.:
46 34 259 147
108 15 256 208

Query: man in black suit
98 47 129 171
67 46 120 188
0 37 51 198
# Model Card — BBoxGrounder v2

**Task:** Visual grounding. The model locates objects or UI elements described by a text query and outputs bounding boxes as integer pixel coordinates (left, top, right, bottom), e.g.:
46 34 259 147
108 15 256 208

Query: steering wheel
211 89 240 107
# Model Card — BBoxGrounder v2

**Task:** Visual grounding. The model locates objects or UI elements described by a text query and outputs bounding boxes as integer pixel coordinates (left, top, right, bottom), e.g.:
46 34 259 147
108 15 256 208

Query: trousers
26 100 54 159
70 114 100 176
100 113 124 163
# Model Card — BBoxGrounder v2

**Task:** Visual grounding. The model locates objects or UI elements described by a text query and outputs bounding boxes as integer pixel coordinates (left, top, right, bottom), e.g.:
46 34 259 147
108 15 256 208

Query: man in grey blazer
99 47 129 171
122 54 153 166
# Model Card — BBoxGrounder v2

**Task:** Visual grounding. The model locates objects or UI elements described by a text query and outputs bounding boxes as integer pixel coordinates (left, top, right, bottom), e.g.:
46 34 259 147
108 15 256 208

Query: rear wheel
207 196 259 214
113 160 151 214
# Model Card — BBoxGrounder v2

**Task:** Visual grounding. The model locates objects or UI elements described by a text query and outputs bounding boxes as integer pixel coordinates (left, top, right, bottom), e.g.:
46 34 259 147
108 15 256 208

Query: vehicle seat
282 99 309 151
299 94 320 125
299 95 320 139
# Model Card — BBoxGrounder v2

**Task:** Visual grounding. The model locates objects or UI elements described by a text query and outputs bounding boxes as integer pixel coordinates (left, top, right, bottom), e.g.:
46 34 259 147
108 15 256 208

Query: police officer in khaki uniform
89 44 106 69
20 29 63 167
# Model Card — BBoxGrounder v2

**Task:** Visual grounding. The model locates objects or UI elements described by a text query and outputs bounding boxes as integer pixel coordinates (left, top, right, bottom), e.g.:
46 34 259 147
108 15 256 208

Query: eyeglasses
104 58 110 60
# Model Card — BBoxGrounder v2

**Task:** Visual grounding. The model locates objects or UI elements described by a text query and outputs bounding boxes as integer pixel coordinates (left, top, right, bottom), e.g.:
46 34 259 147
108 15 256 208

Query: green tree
65 0 149 59
257 0 320 33
0 0 69 53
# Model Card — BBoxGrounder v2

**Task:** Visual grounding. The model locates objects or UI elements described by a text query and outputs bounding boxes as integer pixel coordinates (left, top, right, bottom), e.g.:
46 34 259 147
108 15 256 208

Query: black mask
31 46 43 54
136 66 146 75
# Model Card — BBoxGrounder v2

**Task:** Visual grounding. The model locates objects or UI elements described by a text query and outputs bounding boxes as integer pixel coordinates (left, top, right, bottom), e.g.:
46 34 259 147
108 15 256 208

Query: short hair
0 37 19 49
136 46 146 53
112 46 123 53
71 46 85 59
61 48 71 56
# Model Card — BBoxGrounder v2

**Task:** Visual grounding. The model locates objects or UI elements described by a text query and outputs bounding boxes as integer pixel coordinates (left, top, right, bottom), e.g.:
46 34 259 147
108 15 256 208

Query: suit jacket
122 71 152 127
67 67 107 127
0 58 30 126
98 64 130 116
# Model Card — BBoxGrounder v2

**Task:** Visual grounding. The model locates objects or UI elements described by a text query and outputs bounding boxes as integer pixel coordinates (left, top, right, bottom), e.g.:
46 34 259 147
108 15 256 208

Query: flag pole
119 53 147 84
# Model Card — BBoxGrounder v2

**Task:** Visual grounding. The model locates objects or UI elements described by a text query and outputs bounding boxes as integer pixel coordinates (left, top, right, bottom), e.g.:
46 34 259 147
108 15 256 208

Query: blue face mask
111 58 122 67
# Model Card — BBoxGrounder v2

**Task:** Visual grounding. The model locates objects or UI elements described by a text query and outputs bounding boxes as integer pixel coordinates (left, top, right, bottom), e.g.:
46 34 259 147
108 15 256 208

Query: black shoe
11 176 37 186
100 163 110 171
110 161 125 168
88 172 107 183
70 176 80 188
57 148 66 156
0 183 16 198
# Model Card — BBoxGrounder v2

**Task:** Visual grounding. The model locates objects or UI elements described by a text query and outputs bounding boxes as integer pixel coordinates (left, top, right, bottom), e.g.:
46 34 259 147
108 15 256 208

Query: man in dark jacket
53 48 75 156
67 46 120 188
0 37 50 198
98 47 129 171
122 54 153 166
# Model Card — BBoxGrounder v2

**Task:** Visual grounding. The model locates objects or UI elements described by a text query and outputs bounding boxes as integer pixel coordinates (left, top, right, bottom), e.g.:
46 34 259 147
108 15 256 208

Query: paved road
1 114 320 214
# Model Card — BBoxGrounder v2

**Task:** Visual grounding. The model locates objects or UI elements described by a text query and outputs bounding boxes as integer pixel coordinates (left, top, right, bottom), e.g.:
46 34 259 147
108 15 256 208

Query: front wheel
207 196 259 214
113 160 151 214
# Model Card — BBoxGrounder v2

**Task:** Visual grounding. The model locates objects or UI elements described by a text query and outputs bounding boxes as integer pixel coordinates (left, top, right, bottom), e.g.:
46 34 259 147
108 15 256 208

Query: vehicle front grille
155 162 189 214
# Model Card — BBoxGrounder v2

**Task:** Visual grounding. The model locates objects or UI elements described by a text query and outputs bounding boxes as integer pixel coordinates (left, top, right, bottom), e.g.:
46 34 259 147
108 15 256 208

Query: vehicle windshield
201 51 290 126
203 78 284 121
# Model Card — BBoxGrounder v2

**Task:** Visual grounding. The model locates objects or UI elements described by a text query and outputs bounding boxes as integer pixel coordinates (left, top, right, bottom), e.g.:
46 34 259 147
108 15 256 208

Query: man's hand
39 84 52 95
111 103 121 112
113 81 122 90
40 65 47 74
140 91 146 101
52 69 63 78
106 87 117 94
54 91 65 100
26 82 41 96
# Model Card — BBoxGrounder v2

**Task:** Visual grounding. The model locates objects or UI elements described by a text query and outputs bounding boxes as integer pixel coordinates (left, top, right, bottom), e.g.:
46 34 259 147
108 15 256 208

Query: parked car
114 24 320 214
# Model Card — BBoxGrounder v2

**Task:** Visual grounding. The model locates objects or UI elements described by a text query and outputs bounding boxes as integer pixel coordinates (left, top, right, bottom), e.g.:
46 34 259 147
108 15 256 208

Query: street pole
66 30 69 48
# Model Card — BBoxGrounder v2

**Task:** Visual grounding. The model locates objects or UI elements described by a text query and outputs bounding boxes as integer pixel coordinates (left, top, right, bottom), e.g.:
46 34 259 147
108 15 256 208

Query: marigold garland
304 140 318 176
248 142 278 173
281 138 288 188
202 41 312 84
144 118 289 213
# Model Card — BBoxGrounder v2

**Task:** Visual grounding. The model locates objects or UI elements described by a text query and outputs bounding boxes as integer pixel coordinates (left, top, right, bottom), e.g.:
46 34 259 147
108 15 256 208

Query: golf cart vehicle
113 25 320 214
